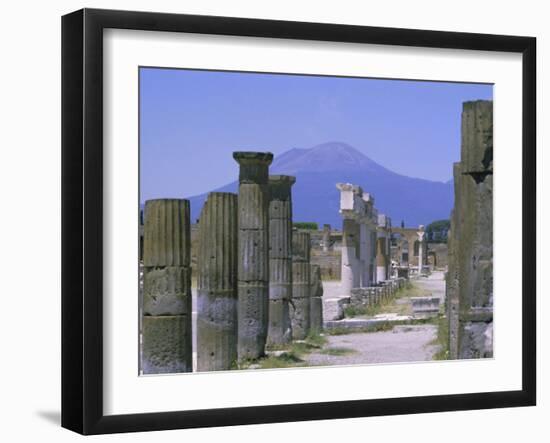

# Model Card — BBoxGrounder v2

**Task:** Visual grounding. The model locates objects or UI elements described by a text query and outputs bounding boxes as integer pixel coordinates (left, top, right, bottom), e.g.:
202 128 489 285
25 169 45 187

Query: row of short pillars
142 152 323 374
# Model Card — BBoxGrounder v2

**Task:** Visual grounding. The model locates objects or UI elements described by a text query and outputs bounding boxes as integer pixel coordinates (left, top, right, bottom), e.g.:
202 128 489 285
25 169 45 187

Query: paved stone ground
414 270 446 306
308 271 446 366
305 324 439 366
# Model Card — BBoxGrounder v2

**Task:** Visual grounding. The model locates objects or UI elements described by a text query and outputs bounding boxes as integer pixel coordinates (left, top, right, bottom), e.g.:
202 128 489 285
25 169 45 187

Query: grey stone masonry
267 175 295 347
142 199 192 374
233 151 273 361
196 193 238 371
447 100 493 360
291 231 311 339
309 264 324 333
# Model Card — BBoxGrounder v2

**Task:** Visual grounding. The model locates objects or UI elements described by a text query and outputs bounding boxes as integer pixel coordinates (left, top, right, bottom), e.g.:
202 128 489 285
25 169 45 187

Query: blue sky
139 67 492 201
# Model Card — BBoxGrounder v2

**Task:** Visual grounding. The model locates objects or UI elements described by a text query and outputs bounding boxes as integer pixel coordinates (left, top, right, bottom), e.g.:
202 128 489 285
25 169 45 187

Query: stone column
142 199 192 374
196 192 238 371
267 175 295 347
376 237 387 282
233 151 273 361
291 231 311 339
322 224 331 252
309 263 324 333
457 100 494 359
417 227 425 275
359 221 370 287
340 218 359 296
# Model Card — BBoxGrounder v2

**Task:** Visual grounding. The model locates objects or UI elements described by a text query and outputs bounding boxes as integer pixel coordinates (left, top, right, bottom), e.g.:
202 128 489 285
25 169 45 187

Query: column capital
233 151 273 183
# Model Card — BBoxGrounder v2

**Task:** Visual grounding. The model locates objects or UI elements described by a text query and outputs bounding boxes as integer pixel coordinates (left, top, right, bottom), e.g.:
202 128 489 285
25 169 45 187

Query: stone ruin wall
447 100 493 359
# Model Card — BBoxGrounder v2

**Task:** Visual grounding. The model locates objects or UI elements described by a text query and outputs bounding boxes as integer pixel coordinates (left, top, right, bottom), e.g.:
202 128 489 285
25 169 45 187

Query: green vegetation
293 222 319 230
318 347 356 356
246 332 328 369
425 219 450 243
430 314 450 360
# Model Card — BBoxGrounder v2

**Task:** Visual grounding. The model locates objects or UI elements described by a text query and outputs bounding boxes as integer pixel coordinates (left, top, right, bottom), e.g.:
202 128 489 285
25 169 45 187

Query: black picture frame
61 8 536 435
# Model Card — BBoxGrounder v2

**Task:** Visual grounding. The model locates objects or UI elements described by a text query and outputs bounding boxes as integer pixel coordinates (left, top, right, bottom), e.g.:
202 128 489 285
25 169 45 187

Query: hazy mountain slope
185 142 453 228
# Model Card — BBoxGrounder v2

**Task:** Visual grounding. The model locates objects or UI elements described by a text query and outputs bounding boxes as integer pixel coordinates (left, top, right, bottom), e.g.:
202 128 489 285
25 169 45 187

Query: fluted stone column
142 199 192 374
291 231 311 339
267 175 295 347
309 263 324 333
233 151 273 361
197 193 238 371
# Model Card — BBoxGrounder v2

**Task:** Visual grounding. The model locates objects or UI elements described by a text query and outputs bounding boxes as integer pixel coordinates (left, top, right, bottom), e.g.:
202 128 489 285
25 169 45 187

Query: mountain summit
271 142 390 175
186 142 453 228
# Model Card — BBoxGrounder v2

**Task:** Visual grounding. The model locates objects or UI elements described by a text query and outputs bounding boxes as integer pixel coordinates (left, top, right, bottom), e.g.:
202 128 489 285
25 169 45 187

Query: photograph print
138 67 493 375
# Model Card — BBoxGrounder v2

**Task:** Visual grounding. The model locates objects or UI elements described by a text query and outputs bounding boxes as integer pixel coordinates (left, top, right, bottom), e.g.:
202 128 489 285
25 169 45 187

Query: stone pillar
291 231 311 339
309 263 324 333
233 151 273 361
267 175 295 347
359 221 370 287
340 218 359 295
446 101 493 360
142 199 192 374
322 224 331 252
376 237 387 282
417 227 425 275
457 100 494 359
196 192 238 371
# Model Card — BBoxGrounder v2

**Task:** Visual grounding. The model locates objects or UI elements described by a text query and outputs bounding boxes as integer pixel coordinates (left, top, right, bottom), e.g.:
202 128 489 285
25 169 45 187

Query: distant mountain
183 142 453 228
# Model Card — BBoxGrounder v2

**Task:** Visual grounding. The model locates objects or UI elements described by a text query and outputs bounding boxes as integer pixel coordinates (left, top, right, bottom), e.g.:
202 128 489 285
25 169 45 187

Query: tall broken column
142 199 192 374
196 192 238 371
267 175 295 347
309 263 324 333
291 231 311 339
360 193 376 287
233 151 273 361
337 183 362 295
447 100 493 359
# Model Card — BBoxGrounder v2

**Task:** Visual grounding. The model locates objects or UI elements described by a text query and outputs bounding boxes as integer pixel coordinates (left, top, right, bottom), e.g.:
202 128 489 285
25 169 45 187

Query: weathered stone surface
292 231 311 263
237 282 269 359
143 199 190 267
237 184 269 230
234 152 272 361
410 296 440 314
266 298 292 345
237 229 269 281
446 100 493 360
269 218 292 259
460 100 493 174
324 297 350 321
143 266 191 316
196 290 238 371
267 174 295 345
142 315 192 374
292 261 310 284
459 321 493 359
142 198 192 374
233 151 273 183
309 264 324 333
196 192 238 371
290 296 310 340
